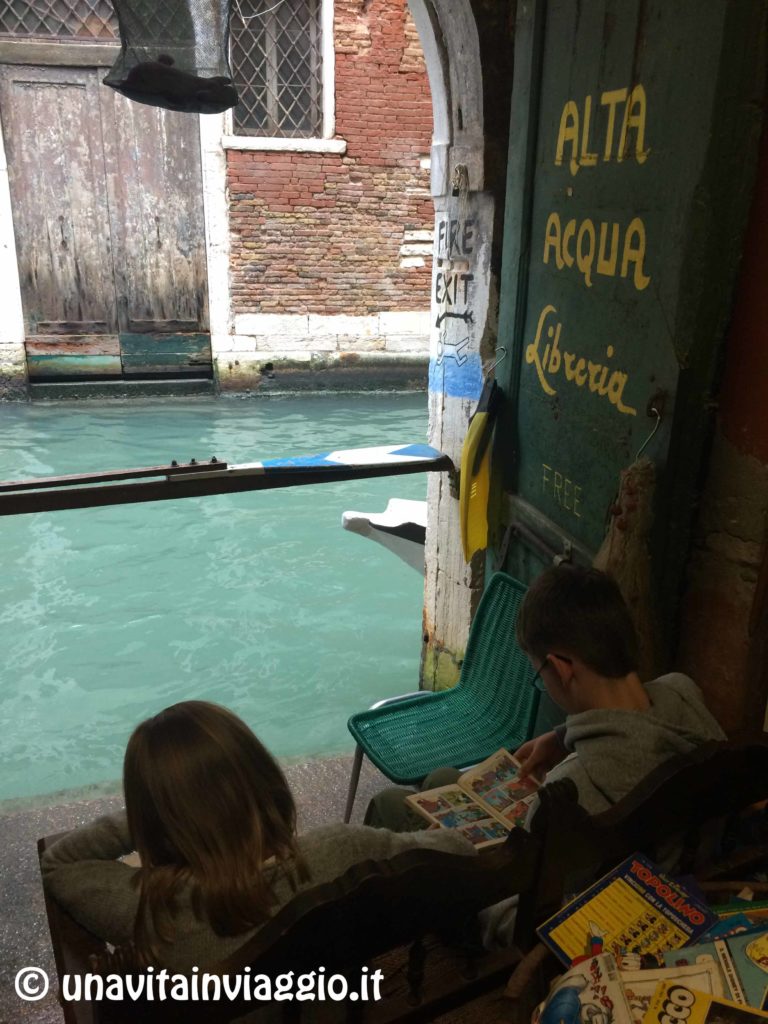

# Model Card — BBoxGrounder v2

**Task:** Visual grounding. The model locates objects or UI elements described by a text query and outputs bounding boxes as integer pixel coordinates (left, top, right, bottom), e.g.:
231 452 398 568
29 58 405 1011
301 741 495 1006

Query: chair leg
344 745 365 823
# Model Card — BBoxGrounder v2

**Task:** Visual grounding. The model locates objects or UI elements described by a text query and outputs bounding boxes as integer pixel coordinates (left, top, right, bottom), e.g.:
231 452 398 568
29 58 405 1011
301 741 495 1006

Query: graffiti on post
429 215 483 400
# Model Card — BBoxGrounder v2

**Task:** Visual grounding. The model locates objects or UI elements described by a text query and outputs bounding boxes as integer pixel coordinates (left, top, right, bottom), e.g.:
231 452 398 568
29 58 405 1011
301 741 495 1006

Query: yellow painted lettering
587 360 603 393
554 471 563 504
562 219 576 267
621 217 651 290
618 84 650 163
574 357 588 387
526 305 558 396
597 347 613 396
600 88 628 161
597 222 619 276
548 323 562 374
555 100 580 176
580 95 599 168
564 352 579 381
563 476 573 510
576 219 596 287
543 213 564 269
607 371 637 416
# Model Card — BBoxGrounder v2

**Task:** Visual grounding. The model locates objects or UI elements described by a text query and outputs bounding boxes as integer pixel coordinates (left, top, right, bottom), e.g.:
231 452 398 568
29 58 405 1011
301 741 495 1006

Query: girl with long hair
42 701 473 970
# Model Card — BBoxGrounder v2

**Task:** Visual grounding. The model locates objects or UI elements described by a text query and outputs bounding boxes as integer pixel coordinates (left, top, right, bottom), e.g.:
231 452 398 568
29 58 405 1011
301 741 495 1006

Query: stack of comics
533 855 768 1024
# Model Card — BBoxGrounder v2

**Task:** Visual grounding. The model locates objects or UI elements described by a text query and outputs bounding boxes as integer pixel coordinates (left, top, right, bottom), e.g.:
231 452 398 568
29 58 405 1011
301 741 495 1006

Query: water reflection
0 395 428 802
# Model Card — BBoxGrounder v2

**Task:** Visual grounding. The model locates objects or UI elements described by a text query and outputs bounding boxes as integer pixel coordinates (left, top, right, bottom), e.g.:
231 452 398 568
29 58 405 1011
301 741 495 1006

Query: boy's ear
546 653 574 684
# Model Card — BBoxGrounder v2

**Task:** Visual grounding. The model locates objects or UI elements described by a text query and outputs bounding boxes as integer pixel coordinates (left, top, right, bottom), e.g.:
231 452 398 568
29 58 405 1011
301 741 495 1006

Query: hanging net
103 0 238 114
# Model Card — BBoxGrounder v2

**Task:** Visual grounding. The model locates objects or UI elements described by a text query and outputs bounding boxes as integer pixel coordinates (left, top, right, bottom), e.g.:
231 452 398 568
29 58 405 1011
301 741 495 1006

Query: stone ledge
215 351 428 393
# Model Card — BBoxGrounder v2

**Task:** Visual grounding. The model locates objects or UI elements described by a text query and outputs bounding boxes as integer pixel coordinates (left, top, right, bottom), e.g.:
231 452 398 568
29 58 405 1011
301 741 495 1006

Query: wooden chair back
39 826 540 1024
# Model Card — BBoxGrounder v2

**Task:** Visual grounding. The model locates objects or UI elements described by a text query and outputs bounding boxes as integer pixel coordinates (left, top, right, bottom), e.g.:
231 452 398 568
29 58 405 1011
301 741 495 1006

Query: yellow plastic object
459 379 500 561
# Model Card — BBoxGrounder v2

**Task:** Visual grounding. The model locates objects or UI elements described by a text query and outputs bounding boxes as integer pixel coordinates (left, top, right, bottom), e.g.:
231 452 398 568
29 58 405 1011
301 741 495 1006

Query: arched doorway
408 0 513 688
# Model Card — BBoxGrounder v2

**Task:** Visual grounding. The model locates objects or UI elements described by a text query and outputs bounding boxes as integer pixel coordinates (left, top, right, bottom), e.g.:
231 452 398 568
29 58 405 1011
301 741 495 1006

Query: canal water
0 394 429 805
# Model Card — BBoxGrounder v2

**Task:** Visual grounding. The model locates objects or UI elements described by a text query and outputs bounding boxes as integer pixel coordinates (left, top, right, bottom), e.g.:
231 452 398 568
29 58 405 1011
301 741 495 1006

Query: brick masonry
221 0 434 391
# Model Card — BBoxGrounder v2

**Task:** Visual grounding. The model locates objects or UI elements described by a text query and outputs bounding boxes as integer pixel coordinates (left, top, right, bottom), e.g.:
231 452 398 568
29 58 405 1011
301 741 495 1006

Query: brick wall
227 0 434 322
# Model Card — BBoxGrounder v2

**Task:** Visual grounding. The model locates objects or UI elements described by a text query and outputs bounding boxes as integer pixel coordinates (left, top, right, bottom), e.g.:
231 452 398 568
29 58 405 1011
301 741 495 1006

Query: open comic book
405 748 539 849
643 980 768 1024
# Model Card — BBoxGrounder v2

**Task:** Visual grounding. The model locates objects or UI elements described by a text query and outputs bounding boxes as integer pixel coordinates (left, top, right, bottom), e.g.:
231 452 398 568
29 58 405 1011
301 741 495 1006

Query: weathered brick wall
227 0 434 320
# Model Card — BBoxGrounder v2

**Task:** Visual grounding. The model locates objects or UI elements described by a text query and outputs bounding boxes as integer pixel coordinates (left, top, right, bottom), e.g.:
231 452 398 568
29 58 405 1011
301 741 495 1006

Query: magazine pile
533 854 768 1024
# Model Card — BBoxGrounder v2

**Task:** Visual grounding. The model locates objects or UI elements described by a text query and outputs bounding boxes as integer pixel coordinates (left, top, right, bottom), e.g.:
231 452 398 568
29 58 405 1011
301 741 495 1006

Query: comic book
532 953 634 1024
405 748 539 849
620 961 724 1024
710 904 768 930
538 853 718 967
642 980 768 1024
662 928 768 1010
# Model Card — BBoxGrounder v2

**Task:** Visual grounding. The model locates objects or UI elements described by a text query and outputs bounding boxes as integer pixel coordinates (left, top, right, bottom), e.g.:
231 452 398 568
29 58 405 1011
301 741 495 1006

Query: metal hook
486 346 507 378
635 405 662 460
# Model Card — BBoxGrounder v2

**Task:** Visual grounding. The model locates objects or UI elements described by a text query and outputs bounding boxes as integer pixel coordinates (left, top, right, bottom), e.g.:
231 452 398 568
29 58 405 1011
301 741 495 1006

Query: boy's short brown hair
516 565 638 677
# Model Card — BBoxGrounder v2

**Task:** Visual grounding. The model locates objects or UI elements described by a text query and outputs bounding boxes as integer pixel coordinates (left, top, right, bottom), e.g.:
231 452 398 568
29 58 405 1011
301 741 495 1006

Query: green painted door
493 0 765 653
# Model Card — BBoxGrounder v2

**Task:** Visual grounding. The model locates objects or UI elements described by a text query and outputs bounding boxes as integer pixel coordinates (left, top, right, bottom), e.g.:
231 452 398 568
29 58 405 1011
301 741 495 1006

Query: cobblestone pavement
0 754 390 1024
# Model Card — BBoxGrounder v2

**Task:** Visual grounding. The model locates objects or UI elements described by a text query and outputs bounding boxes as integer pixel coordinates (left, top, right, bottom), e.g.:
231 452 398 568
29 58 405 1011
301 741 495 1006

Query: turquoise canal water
0 394 429 804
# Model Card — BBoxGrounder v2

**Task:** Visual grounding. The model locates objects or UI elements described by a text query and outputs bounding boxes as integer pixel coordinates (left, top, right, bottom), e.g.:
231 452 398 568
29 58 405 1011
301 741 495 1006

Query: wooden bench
39 741 768 1023
38 827 539 1024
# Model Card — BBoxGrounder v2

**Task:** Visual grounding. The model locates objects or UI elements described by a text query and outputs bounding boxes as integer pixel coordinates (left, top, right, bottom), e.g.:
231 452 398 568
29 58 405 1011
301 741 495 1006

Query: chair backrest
40 827 540 1024
514 740 768 945
454 571 539 751
37 834 105 1024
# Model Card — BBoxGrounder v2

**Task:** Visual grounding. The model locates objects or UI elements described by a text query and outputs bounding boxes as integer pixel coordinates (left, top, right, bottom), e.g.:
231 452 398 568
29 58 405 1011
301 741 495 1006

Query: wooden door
100 86 211 378
493 0 765 657
0 65 121 377
0 64 211 382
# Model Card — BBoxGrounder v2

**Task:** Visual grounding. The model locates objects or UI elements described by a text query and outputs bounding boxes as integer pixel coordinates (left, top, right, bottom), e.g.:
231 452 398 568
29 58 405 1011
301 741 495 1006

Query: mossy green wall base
421 644 463 692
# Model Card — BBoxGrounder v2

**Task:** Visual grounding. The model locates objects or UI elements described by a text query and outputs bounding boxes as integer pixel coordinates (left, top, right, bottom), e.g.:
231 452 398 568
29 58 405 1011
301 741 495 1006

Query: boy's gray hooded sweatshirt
542 672 726 815
480 673 725 948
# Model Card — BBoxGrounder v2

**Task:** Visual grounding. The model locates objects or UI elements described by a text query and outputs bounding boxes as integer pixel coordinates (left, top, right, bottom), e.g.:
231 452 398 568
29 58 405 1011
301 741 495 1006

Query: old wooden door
0 64 211 382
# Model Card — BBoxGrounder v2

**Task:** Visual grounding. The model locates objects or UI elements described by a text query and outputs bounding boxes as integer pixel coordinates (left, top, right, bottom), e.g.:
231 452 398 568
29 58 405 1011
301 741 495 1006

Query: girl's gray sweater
41 816 475 973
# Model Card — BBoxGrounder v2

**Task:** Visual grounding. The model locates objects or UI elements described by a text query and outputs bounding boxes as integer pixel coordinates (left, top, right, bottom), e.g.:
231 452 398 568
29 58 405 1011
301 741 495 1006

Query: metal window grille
0 0 117 39
230 0 322 138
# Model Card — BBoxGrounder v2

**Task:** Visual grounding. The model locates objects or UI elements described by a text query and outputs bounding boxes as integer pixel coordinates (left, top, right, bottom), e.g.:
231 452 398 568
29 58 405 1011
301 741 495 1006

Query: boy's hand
515 730 567 781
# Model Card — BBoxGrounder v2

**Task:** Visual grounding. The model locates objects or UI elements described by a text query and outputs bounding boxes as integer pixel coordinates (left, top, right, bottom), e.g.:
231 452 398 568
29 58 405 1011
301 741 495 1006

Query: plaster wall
677 123 768 735
0 111 27 399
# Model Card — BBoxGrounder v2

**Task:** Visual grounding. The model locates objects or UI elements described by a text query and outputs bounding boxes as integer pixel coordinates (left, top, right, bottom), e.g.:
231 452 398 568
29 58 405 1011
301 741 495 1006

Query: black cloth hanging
103 0 238 114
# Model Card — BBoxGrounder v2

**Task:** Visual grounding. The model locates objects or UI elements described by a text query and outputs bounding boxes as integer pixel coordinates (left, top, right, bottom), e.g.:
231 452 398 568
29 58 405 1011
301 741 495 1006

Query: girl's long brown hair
123 701 307 962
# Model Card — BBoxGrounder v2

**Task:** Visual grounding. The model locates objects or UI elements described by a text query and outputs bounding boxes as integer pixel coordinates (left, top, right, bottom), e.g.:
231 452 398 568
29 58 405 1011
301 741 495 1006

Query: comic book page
458 748 540 828
621 961 724 1024
532 953 634 1024
538 853 717 967
712 904 768 930
405 785 511 849
405 748 539 847
642 980 768 1024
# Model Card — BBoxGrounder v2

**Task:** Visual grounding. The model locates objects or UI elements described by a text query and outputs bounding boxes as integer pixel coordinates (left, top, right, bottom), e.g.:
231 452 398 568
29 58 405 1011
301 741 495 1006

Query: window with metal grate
0 0 117 39
230 0 323 138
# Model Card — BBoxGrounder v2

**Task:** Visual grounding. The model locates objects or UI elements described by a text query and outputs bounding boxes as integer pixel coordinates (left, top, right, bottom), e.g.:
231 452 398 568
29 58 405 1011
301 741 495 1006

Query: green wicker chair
344 571 540 821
